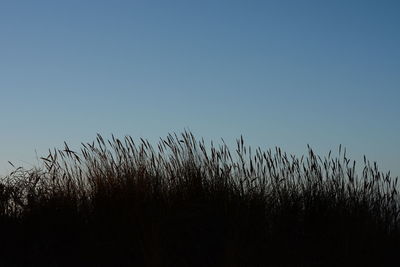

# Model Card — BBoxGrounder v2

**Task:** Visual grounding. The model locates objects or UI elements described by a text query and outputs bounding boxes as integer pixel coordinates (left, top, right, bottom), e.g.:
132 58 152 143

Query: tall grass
0 131 399 266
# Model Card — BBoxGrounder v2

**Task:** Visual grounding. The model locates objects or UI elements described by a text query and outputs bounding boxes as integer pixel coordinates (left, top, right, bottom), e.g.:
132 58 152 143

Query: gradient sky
1 0 399 177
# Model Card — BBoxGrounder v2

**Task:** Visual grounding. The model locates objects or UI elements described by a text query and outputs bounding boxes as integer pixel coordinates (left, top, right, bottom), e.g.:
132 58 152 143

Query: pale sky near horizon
1 1 399 177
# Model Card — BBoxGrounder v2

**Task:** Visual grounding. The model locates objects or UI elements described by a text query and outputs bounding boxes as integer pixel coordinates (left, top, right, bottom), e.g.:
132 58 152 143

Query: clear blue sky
1 0 399 177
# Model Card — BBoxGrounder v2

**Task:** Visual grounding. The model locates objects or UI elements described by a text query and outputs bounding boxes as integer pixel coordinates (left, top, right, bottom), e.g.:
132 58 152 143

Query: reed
0 131 398 266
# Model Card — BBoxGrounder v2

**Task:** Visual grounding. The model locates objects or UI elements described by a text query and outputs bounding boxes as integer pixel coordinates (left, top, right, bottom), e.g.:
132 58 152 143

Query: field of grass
0 131 399 266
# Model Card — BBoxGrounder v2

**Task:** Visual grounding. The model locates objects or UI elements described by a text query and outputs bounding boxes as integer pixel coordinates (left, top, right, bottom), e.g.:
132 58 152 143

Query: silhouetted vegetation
0 131 399 266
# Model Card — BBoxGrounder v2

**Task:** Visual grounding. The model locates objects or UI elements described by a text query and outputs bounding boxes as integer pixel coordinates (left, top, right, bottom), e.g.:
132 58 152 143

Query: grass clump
0 131 399 266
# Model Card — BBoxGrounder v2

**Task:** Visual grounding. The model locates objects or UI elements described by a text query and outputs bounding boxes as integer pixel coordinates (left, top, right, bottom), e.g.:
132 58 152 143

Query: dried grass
0 131 398 266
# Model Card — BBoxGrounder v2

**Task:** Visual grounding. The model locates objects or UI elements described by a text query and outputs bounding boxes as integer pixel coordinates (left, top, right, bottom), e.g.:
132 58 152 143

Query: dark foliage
0 132 399 266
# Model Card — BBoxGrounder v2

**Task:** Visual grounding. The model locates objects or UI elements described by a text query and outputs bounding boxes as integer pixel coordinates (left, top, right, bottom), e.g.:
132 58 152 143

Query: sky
0 0 399 177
